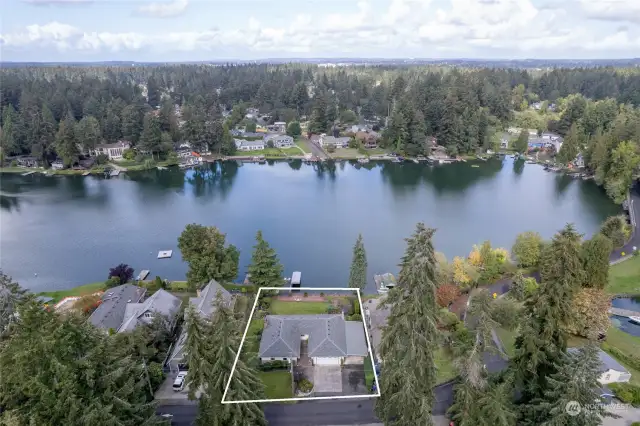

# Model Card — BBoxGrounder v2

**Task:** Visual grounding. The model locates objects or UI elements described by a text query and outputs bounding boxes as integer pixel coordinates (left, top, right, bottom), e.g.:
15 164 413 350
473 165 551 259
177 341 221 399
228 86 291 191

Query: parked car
173 371 187 392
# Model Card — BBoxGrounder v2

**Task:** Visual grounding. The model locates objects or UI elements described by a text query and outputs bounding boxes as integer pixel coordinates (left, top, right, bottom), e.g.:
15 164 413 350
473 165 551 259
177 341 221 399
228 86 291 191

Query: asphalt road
157 382 458 426
304 137 329 159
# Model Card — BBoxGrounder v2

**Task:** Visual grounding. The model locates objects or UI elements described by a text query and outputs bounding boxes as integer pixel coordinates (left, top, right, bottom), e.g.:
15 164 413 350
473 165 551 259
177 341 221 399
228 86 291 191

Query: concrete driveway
342 365 368 395
155 372 190 404
313 366 342 393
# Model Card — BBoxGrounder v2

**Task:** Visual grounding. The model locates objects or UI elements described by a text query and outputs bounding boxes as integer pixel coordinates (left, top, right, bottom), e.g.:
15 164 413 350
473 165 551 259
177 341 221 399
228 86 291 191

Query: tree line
1 64 639 168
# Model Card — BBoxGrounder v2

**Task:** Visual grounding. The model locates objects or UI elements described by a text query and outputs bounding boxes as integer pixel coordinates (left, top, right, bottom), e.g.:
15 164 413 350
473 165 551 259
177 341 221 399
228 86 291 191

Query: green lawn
243 318 264 355
602 326 640 386
0 167 29 173
258 371 293 399
37 282 105 303
364 356 375 390
269 300 329 315
294 140 311 153
435 348 457 384
608 256 640 295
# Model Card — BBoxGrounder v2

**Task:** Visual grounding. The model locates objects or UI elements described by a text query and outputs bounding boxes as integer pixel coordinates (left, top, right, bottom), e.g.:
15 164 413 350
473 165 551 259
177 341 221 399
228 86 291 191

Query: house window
271 358 275 361
604 373 611 381
143 312 153 318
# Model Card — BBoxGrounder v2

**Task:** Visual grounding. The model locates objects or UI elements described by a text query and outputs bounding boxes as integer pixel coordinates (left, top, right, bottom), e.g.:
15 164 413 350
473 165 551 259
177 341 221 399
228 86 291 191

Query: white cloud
2 0 639 57
578 0 640 23
137 0 188 18
21 0 92 3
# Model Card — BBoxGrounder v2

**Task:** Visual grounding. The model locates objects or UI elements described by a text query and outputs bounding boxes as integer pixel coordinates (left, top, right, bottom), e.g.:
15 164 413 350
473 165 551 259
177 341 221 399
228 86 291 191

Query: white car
172 371 187 392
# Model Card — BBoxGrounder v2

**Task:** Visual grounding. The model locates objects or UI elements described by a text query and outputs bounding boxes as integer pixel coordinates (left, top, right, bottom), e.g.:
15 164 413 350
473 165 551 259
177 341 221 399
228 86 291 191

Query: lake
0 158 621 294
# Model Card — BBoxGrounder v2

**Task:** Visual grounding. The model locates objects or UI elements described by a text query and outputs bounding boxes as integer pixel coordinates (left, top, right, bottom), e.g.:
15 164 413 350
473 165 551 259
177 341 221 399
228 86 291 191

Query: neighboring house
234 139 265 151
258 314 368 366
89 141 131 160
355 131 380 148
88 284 146 333
245 108 260 119
500 138 509 149
15 156 39 168
527 137 546 149
118 289 182 333
363 297 390 363
51 160 64 170
265 134 294 148
568 348 631 385
319 135 351 149
574 153 585 168
266 122 287 133
167 280 234 372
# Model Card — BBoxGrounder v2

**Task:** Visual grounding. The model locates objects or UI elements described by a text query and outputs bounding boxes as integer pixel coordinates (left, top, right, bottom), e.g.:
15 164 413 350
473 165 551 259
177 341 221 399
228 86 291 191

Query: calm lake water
0 158 621 293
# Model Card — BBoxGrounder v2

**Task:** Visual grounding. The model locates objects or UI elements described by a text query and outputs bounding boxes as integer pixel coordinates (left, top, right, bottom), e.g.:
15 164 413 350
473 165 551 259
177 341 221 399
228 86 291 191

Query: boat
391 157 402 163
629 316 640 325
471 164 480 168
412 159 419 164
357 157 370 164
375 273 397 294
416 156 427 162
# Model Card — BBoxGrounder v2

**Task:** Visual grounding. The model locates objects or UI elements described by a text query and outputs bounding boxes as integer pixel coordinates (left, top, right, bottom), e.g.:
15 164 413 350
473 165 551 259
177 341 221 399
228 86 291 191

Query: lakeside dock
610 307 640 318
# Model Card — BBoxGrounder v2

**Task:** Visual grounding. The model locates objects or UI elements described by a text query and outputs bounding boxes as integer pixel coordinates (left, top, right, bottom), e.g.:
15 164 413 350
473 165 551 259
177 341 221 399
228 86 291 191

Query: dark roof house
88 284 146 332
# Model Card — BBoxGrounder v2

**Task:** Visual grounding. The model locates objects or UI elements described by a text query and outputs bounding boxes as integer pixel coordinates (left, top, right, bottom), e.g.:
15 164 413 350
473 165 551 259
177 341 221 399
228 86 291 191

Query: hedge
258 360 290 371
608 382 640 406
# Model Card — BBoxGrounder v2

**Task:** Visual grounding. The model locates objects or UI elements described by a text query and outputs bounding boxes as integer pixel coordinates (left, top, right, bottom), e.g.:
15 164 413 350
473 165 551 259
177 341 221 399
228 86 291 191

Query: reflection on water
610 316 640 337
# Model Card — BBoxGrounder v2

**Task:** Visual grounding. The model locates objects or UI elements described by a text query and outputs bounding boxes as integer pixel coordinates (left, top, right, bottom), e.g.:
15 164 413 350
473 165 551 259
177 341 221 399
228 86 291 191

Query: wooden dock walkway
137 270 150 281
109 170 120 177
609 307 639 318
21 171 36 176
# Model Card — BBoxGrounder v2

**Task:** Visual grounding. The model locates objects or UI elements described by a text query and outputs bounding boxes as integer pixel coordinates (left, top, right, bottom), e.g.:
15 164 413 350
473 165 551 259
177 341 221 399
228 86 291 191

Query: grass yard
0 167 29 173
435 348 457 384
608 256 640 295
243 318 265 355
294 139 311 153
602 326 640 386
269 300 330 315
258 371 293 399
496 327 518 358
364 356 376 390
37 282 105 303
329 148 362 159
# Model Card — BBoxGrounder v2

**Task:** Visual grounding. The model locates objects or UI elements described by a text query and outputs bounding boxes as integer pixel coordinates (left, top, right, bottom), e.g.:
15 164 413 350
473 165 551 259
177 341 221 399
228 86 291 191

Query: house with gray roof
234 138 265 151
568 348 631 384
89 284 146 332
118 289 182 333
264 134 294 148
166 279 234 372
258 314 368 366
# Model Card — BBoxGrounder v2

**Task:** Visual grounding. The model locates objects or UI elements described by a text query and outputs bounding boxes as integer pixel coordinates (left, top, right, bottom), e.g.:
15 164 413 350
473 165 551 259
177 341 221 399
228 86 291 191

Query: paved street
302 137 328 159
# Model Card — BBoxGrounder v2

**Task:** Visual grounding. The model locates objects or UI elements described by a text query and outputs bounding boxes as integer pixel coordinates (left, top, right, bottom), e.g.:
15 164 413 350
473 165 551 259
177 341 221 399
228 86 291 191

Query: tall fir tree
557 123 581 164
514 129 529 154
54 113 79 167
348 234 367 291
580 233 612 289
196 292 267 426
376 223 439 425
524 344 614 426
247 230 284 289
513 224 584 407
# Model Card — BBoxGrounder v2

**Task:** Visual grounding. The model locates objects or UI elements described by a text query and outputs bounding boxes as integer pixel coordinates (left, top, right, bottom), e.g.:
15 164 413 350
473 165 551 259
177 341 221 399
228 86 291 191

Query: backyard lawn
435 348 457 384
258 371 293 399
269 300 329 315
608 257 640 294
243 319 265 355
294 139 311 153
364 356 376 390
37 282 105 303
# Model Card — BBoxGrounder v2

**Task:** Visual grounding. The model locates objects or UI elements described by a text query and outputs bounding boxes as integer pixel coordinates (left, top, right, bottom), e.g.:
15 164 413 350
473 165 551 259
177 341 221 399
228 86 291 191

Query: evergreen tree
513 224 584 406
1 105 19 155
54 114 79 166
514 129 529 154
348 234 367 291
376 223 438 425
525 344 614 426
604 141 640 204
286 121 302 137
557 123 581 164
247 230 284 289
75 115 102 151
140 112 163 158
0 301 160 425
121 104 143 144
580 233 612 289
184 303 214 400
309 93 328 134
195 292 267 426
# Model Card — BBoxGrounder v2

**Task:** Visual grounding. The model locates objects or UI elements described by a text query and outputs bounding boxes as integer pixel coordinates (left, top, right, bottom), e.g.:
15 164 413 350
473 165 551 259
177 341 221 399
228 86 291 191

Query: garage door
313 357 341 365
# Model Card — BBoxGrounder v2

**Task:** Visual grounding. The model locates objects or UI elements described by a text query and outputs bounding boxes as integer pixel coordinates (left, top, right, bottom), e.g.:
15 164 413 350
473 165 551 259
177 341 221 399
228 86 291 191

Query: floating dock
109 170 120 177
82 171 90 176
289 271 302 293
137 270 150 281
21 171 36 176
157 250 173 259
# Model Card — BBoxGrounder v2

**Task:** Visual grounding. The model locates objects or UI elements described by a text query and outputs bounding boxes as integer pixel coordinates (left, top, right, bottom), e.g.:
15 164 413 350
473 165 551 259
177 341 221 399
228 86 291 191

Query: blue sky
1 0 639 61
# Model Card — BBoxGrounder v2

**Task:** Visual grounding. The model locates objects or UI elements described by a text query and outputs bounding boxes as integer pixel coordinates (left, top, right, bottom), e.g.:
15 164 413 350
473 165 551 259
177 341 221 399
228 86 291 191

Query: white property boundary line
221 287 381 404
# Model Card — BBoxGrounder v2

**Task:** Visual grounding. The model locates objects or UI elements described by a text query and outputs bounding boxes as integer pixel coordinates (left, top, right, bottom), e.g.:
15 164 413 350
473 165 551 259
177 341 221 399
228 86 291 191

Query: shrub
10 160 17 167
95 154 109 165
608 383 640 405
259 360 289 371
601 343 640 372
303 292 308 297
108 263 134 283
148 361 166 391
348 313 362 321
436 284 461 308
326 144 336 153
297 378 313 393
320 292 325 297
122 148 136 161
105 276 121 288
327 306 341 314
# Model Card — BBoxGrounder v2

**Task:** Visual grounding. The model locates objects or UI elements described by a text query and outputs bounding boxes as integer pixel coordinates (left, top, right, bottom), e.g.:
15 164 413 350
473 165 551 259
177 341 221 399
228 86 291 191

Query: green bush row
258 360 290 371
608 382 640 406
601 342 640 372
